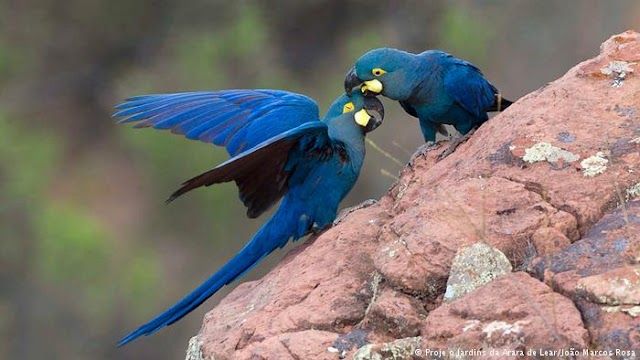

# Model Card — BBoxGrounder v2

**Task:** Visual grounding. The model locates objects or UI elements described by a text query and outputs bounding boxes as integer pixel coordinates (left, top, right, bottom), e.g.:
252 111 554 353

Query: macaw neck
383 54 424 101
335 136 365 172
326 118 365 170
325 134 365 206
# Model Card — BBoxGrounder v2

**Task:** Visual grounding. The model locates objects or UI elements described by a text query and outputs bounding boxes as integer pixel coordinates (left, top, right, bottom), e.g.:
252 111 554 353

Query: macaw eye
342 102 355 113
372 68 386 76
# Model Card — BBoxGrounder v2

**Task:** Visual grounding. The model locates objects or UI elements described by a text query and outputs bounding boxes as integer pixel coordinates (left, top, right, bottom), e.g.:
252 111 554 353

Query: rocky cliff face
187 31 640 359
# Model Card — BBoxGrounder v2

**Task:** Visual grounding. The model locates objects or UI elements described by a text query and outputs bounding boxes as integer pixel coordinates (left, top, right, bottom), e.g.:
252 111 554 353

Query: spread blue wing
168 121 330 218
443 60 497 118
114 90 320 156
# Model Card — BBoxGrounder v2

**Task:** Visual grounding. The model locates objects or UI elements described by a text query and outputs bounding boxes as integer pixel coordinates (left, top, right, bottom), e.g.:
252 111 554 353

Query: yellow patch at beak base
354 109 371 127
361 79 383 94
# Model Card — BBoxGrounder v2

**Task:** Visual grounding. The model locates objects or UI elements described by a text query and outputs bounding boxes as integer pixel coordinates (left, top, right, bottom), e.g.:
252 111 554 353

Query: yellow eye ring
372 68 386 76
342 102 355 113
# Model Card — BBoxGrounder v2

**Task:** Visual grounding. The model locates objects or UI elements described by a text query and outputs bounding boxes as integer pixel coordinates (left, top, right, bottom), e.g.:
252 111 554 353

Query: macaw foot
333 199 378 225
437 128 478 161
409 141 441 167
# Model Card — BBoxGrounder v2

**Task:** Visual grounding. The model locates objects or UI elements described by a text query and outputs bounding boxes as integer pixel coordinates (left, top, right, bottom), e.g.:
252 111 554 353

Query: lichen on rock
352 337 421 360
601 60 635 87
580 151 609 176
443 243 512 302
575 265 640 306
185 336 203 360
627 182 640 200
522 141 580 164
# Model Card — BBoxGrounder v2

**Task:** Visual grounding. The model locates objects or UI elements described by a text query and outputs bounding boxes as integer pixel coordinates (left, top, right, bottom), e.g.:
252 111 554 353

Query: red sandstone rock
531 199 640 353
576 265 640 306
191 31 640 359
421 272 589 356
359 287 425 340
531 227 571 256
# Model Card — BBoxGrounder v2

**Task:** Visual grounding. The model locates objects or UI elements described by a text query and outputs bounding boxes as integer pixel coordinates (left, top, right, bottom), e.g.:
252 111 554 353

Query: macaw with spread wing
344 48 513 143
114 89 384 345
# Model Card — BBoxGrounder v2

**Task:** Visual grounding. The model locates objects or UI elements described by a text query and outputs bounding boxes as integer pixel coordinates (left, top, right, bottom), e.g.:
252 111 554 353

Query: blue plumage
115 89 320 156
114 90 384 346
344 48 513 142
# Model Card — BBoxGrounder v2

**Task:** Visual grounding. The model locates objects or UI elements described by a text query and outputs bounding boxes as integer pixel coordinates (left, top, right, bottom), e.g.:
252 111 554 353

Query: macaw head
344 48 417 101
324 91 384 135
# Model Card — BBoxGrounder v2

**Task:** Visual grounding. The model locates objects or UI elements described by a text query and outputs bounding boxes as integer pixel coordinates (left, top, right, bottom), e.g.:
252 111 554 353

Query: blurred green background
0 1 638 359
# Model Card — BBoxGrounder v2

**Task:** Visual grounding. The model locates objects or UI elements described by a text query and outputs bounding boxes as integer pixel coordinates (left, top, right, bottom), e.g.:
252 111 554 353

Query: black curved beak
362 96 385 133
344 66 363 96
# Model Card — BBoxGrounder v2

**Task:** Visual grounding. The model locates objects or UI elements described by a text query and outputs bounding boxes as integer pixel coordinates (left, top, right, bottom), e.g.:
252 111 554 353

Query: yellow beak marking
354 109 371 127
361 79 383 94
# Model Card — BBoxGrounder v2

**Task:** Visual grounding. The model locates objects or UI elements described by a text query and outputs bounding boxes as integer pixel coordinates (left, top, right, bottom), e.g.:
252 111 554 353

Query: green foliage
0 115 62 311
118 125 227 197
438 5 494 62
303 29 386 105
0 115 60 202
31 199 162 321
175 31 229 88
0 32 34 84
174 3 270 88
34 202 109 284
344 30 386 60
231 4 268 58
122 249 161 315
0 39 11 81
0 114 152 323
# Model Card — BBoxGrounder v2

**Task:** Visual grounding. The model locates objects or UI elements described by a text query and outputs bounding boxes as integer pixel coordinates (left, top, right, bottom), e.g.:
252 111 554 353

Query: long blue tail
118 205 308 346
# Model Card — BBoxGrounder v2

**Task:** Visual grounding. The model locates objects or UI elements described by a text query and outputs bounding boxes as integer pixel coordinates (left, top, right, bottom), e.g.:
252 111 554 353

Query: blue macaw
344 48 513 143
114 89 384 345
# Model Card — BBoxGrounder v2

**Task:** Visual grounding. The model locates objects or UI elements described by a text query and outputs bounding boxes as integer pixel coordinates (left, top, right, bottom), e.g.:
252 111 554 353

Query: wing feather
167 122 329 218
114 90 320 156
443 60 497 117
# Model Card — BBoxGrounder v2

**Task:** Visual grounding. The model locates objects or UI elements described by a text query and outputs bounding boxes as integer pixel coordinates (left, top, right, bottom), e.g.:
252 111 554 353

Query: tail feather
486 93 514 112
118 208 302 346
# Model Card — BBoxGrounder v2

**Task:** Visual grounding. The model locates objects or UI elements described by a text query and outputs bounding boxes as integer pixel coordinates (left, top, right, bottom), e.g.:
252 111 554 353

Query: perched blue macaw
114 89 384 345
344 48 513 142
